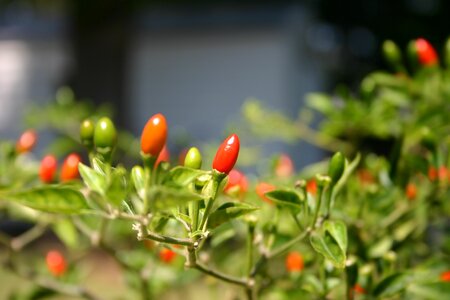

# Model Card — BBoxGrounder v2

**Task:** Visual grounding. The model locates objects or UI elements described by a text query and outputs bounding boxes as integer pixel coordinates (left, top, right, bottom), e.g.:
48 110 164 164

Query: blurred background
1 0 450 166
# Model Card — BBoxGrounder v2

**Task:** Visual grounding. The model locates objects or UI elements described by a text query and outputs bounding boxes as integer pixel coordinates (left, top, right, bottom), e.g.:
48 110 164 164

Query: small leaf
323 220 347 252
6 186 89 214
53 219 79 248
92 157 107 175
265 189 304 211
208 202 258 228
148 185 203 210
131 165 146 199
165 166 208 186
368 237 393 258
373 272 410 298
310 220 347 268
105 167 128 206
78 163 106 194
306 93 333 115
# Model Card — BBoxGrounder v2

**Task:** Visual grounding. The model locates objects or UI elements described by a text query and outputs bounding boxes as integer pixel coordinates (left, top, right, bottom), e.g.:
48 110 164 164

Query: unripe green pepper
382 40 403 72
94 117 117 149
328 152 345 184
80 119 95 148
184 147 202 169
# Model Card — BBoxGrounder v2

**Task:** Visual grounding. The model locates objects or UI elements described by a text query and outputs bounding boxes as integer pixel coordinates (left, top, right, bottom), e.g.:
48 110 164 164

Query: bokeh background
1 0 450 166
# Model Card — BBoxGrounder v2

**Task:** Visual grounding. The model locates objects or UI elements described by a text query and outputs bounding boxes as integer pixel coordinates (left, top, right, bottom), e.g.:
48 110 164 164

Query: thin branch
3 261 102 300
10 223 48 251
268 229 311 259
133 223 193 246
194 262 249 287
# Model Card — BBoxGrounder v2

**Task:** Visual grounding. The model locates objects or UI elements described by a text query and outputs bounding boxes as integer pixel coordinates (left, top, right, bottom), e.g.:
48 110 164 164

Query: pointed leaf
208 202 258 228
265 189 304 211
408 282 450 300
53 219 79 248
323 220 347 253
78 162 106 194
373 272 410 298
310 221 347 268
148 185 203 210
105 167 128 206
131 165 146 199
6 186 89 214
165 166 208 186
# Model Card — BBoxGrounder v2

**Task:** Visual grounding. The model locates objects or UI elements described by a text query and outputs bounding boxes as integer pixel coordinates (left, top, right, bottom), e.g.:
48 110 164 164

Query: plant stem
268 229 311 259
246 223 255 276
3 261 102 300
194 262 249 287
312 186 324 228
291 212 303 231
136 223 193 246
186 246 248 287
10 223 47 251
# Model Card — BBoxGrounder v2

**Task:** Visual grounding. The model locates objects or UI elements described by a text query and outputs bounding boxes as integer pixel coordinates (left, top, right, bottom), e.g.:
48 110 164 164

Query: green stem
189 200 199 232
268 229 311 259
10 223 47 251
326 186 334 218
246 223 255 276
312 186 325 228
137 224 193 246
186 246 248 287
195 262 248 287
291 212 303 231
198 178 221 231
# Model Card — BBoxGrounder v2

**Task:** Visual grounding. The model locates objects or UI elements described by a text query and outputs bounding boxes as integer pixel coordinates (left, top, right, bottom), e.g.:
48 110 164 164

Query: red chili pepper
275 154 294 178
440 270 450 282
46 250 67 277
39 155 58 183
212 134 240 174
141 113 168 156
224 169 248 198
415 38 438 66
357 169 375 186
438 165 448 181
16 129 37 154
256 182 276 204
159 248 176 264
285 251 304 273
60 153 81 182
306 179 317 196
155 144 170 167
428 166 437 181
353 283 366 294
405 182 417 201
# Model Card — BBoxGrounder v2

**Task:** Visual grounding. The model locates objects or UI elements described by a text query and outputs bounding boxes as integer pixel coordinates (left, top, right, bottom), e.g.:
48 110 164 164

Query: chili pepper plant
0 38 449 300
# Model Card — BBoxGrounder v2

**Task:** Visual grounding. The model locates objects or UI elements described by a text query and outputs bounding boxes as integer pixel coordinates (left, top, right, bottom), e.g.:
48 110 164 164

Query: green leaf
368 237 393 258
148 185 203 210
208 202 258 228
92 157 107 175
306 93 333 115
53 219 79 248
323 220 347 252
310 220 347 268
105 167 128 206
165 166 208 186
373 272 410 298
6 186 89 214
408 282 450 299
78 162 106 194
131 165 146 199
265 189 304 211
